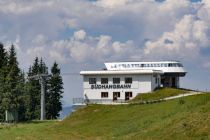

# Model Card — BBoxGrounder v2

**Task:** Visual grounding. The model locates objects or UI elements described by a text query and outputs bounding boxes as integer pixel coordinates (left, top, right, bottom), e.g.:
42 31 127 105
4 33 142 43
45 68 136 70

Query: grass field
1 91 210 139
130 88 189 102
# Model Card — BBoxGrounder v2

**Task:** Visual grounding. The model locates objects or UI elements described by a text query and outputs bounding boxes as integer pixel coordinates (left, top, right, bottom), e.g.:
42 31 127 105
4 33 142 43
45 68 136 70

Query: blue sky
0 0 210 106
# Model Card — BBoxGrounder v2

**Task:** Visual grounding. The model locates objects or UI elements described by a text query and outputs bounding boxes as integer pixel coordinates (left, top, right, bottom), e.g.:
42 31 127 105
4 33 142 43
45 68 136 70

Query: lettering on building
91 84 131 89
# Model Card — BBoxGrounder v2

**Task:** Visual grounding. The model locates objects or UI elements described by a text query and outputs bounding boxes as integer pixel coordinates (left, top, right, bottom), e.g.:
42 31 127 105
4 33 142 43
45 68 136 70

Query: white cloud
144 15 210 61
50 30 140 63
73 30 86 41
32 34 48 46
95 0 132 8
197 0 210 23
0 0 54 15
1 0 209 66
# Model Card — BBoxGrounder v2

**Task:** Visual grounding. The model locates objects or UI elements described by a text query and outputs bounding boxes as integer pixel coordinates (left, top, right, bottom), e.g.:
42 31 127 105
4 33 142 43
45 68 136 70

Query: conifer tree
26 57 40 120
17 71 27 121
46 62 63 119
0 43 8 120
25 57 49 120
2 45 22 119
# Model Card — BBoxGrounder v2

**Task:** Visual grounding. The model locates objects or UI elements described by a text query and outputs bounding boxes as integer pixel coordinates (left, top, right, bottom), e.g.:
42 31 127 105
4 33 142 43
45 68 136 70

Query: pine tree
46 62 63 119
0 43 8 120
2 44 22 120
25 57 40 120
25 57 49 120
17 71 27 121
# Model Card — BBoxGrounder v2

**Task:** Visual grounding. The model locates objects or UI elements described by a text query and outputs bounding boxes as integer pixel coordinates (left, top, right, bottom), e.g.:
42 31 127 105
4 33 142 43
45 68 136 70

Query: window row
111 63 183 68
141 63 183 68
89 77 132 84
101 92 133 100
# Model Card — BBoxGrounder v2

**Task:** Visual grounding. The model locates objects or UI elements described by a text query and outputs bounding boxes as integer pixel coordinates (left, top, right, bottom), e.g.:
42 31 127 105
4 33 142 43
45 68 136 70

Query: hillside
130 87 189 102
0 92 210 140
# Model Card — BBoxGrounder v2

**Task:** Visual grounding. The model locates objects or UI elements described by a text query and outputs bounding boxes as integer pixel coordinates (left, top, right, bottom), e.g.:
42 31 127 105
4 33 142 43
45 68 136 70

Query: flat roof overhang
163 72 187 77
80 70 163 75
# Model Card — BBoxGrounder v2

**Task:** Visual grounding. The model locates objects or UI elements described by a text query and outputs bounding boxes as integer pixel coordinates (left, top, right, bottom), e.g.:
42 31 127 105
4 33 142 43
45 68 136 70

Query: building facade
79 61 186 104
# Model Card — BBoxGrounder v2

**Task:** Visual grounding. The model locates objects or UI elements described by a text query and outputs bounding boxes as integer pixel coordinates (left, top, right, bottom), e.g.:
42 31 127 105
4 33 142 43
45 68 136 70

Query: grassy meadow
0 90 210 140
130 87 189 102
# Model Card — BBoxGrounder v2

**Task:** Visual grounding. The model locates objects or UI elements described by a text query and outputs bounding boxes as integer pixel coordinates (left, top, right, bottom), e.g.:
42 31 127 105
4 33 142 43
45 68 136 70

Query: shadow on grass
20 120 59 124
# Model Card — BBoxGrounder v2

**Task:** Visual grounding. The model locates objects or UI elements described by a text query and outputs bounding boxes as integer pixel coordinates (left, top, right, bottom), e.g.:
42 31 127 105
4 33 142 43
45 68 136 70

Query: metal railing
73 98 126 105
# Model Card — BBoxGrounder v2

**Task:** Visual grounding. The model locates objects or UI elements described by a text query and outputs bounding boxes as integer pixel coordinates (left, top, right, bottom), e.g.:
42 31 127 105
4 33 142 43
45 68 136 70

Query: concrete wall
82 74 160 101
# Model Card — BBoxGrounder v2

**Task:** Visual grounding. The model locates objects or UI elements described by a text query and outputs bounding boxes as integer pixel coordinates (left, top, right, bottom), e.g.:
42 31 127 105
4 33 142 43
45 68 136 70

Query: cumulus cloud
0 0 54 15
1 0 209 66
51 30 140 63
73 30 86 41
32 34 48 46
144 15 210 61
95 0 132 8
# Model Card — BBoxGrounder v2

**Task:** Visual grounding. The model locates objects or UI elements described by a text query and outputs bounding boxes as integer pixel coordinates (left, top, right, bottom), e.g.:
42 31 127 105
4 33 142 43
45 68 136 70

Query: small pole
28 74 50 121
5 110 8 122
40 76 46 121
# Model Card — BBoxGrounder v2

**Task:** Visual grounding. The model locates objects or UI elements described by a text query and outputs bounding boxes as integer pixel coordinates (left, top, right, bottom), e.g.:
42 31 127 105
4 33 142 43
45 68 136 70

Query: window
89 78 96 84
101 78 108 84
125 77 132 84
178 63 183 67
113 92 120 98
101 92 108 98
172 63 176 67
113 78 120 84
125 92 132 98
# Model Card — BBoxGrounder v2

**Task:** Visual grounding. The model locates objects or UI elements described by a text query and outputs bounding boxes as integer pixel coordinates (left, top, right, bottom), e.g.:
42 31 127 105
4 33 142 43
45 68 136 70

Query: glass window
172 63 176 67
113 78 120 84
101 92 108 98
101 78 108 84
178 63 183 67
125 92 132 97
125 77 132 84
89 78 96 84
113 92 120 98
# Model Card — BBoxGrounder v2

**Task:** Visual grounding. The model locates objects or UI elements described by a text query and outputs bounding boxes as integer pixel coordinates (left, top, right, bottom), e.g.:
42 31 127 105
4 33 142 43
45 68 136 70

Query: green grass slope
130 88 189 102
1 93 210 140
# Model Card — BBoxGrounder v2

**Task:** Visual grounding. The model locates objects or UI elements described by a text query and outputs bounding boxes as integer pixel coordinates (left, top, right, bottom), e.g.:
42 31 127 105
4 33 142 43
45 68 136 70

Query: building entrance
113 92 120 101
161 76 178 88
172 77 176 88
125 92 132 101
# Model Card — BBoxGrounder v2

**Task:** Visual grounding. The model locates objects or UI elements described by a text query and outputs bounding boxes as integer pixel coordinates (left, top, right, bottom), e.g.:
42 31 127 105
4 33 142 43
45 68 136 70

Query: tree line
0 43 63 121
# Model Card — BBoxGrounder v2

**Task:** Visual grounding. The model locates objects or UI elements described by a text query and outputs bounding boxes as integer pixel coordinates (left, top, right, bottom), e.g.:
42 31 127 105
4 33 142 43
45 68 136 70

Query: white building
78 61 186 104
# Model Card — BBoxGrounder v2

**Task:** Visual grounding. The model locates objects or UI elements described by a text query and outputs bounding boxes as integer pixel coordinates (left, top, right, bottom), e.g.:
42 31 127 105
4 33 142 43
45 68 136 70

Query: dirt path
163 92 205 101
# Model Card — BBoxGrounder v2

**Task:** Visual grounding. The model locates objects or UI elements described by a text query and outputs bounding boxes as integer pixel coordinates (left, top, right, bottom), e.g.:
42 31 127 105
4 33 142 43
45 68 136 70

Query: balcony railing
73 98 126 105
